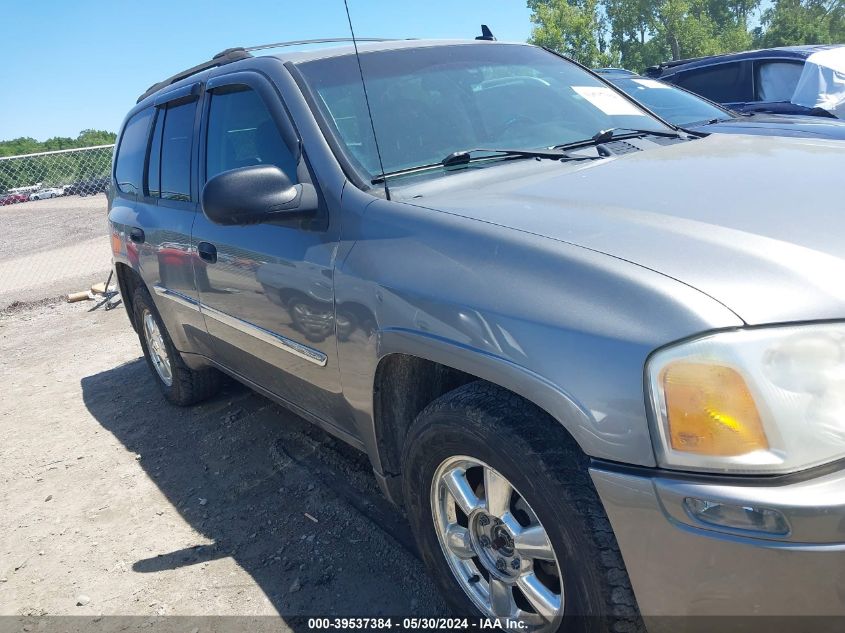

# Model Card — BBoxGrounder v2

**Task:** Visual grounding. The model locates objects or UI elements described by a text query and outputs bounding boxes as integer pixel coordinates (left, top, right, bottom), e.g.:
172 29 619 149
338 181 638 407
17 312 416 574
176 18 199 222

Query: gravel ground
0 299 446 626
0 195 111 309
0 195 108 260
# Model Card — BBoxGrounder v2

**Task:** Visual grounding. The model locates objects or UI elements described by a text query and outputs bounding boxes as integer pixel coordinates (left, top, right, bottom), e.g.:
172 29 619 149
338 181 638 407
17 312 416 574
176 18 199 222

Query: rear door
191 70 346 425
134 85 212 357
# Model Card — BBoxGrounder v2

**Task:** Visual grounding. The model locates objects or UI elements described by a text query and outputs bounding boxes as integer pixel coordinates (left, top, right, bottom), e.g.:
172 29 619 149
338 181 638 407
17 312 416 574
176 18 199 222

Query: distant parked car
645 45 845 118
64 177 109 197
0 192 29 205
596 68 845 140
29 187 64 200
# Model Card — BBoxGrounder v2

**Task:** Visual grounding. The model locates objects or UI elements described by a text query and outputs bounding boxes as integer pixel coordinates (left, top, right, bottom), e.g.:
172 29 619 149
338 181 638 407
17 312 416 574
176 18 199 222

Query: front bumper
591 464 845 625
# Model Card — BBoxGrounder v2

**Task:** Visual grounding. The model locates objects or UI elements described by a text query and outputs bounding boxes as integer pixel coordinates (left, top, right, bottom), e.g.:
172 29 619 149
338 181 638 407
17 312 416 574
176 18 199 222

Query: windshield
607 76 731 126
296 44 670 180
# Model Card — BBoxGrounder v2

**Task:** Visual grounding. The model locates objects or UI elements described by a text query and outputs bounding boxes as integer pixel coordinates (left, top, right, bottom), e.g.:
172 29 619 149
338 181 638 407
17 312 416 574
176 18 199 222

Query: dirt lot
0 195 112 309
0 298 446 626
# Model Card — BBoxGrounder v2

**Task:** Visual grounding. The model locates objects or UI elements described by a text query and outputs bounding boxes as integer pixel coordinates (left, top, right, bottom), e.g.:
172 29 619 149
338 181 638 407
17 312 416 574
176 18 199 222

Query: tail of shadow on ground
79 358 440 628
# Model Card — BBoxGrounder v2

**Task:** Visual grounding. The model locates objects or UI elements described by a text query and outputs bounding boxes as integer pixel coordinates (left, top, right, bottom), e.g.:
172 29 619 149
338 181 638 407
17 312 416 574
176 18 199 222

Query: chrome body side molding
153 284 328 367
152 285 201 312
200 302 328 366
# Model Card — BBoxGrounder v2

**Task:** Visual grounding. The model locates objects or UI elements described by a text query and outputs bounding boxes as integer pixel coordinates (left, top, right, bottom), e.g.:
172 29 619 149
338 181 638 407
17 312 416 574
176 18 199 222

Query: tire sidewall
403 407 615 631
132 287 184 403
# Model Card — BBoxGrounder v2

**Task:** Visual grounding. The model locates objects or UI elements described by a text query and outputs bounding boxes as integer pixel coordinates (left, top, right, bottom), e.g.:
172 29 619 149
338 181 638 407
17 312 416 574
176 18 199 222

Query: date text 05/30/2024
307 618 530 630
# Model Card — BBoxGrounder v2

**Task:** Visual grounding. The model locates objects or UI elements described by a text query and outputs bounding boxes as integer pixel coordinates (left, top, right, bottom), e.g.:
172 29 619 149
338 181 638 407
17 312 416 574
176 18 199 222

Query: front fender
377 327 599 459
335 196 743 473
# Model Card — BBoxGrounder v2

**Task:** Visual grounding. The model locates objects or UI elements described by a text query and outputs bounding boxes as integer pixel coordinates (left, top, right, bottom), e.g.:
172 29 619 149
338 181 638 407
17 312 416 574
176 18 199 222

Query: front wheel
402 382 643 633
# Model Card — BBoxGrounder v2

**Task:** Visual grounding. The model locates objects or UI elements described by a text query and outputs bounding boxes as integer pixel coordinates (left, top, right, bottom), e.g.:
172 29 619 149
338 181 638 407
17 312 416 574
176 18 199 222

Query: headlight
647 323 845 474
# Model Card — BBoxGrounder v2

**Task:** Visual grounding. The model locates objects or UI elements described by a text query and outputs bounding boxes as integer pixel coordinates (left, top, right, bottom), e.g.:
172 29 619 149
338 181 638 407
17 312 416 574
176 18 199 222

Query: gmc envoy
108 38 845 632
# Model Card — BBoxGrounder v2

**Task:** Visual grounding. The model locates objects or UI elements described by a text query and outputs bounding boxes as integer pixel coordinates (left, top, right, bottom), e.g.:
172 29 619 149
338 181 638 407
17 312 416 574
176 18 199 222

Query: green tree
528 0 763 72
527 0 614 67
755 0 845 47
605 0 664 69
0 129 116 158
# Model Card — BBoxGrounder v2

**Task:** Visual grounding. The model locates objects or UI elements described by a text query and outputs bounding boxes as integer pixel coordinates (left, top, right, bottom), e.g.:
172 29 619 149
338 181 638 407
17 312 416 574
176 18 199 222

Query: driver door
191 70 346 426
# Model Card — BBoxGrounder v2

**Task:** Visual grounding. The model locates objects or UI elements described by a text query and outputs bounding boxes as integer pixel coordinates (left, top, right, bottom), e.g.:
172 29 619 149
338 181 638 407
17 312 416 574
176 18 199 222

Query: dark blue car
596 68 845 140
643 45 844 118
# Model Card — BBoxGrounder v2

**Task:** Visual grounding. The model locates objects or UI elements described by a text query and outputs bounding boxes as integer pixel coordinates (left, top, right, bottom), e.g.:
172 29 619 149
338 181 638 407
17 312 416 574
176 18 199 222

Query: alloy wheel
431 456 564 631
143 310 173 386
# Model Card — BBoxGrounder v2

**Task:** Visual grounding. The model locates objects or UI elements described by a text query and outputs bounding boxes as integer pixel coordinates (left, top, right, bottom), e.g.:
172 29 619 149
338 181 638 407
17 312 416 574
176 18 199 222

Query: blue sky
0 1 532 141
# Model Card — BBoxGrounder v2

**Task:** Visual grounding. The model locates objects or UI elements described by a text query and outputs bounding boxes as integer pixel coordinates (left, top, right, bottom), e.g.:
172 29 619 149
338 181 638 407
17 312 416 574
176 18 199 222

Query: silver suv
108 38 845 632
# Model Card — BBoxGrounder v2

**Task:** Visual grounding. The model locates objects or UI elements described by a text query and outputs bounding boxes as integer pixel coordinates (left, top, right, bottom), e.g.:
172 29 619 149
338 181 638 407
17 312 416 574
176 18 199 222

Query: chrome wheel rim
143 310 173 386
431 456 564 631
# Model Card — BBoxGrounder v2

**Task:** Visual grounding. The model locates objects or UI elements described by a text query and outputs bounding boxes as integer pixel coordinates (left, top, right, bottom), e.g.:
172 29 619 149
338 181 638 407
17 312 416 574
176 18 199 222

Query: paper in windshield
632 78 670 90
573 86 645 116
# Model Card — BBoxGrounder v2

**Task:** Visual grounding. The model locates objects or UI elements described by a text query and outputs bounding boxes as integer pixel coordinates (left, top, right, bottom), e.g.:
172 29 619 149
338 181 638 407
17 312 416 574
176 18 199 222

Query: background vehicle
28 186 63 200
645 44 845 118
64 177 109 196
109 38 845 632
0 191 29 205
597 68 845 139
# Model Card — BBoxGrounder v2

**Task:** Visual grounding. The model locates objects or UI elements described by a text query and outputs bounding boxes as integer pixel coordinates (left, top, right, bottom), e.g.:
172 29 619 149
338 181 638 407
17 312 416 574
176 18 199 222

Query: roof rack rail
136 38 410 103
136 47 252 103
244 37 410 53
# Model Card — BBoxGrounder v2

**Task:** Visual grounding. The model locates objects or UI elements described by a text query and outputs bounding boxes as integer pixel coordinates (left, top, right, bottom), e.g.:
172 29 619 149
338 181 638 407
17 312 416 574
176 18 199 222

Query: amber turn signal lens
661 361 769 456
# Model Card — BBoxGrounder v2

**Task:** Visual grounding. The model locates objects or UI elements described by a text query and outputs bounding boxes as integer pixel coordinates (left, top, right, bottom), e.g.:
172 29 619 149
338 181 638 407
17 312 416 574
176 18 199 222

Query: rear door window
755 61 804 102
673 62 752 103
159 101 197 201
114 108 154 195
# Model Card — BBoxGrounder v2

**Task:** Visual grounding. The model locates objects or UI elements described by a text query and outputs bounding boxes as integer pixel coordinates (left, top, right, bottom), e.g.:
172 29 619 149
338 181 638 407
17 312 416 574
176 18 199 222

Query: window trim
153 82 201 107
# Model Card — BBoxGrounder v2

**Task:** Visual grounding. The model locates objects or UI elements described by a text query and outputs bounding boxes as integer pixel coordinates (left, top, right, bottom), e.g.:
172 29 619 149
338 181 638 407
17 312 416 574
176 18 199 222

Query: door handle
197 241 217 264
129 227 145 244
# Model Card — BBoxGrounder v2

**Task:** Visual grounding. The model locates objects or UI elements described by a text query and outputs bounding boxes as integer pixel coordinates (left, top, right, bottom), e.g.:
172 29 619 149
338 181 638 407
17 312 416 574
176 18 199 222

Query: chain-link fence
0 145 116 310
0 144 114 201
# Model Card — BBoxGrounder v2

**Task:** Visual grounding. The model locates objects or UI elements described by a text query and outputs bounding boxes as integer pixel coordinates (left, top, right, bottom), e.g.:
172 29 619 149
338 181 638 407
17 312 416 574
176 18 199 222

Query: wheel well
373 355 586 507
372 354 477 479
114 263 143 332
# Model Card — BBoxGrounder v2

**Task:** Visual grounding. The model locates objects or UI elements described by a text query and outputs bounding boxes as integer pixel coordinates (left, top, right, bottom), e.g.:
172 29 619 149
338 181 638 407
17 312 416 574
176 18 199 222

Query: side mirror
201 164 318 226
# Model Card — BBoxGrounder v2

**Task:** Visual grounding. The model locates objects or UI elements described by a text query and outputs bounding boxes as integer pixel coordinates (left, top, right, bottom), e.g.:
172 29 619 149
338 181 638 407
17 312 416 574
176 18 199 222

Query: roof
645 44 843 77
270 38 511 64
135 38 524 104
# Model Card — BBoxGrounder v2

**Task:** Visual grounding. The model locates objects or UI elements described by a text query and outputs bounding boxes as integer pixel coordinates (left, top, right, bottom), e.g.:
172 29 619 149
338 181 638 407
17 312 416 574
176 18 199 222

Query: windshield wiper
371 148 598 184
555 127 685 150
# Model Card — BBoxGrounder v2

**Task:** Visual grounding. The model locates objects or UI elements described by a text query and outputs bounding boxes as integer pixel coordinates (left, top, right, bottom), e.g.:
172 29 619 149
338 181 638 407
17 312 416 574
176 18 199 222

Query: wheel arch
114 261 144 333
370 329 596 504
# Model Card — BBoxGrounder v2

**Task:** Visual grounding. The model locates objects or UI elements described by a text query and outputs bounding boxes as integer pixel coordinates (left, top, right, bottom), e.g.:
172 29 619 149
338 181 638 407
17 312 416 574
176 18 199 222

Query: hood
404 134 845 325
691 113 845 140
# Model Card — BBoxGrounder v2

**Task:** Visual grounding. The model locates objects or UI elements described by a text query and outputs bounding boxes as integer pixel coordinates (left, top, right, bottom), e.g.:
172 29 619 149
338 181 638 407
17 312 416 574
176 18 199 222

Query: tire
132 286 221 406
402 381 643 633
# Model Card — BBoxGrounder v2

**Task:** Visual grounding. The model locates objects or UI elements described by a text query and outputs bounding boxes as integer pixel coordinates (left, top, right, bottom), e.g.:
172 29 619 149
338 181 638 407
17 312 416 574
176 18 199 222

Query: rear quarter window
755 61 805 102
114 108 154 195
672 62 752 103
